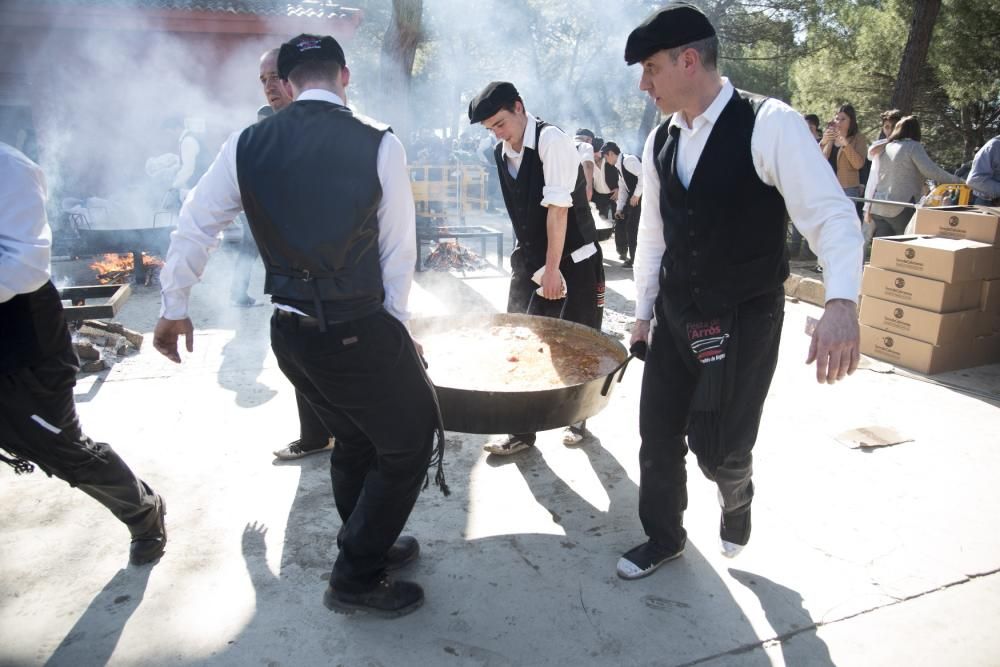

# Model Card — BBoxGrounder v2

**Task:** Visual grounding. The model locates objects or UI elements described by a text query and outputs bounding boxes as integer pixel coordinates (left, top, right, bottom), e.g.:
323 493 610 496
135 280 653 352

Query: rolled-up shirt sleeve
633 130 665 320
537 126 579 208
159 130 244 319
376 132 417 322
0 148 51 303
753 100 864 303
618 154 644 211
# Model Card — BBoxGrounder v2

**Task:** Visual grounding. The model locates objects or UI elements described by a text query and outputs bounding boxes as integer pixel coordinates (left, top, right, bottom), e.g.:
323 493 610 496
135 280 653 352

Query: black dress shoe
386 535 420 570
323 577 424 618
130 494 167 566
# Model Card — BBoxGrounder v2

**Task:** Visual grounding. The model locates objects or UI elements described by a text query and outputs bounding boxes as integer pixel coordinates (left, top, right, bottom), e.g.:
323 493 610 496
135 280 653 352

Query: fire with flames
89 252 165 285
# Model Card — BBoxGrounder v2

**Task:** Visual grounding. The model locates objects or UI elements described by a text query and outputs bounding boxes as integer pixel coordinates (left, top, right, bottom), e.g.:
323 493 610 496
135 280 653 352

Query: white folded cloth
531 266 567 298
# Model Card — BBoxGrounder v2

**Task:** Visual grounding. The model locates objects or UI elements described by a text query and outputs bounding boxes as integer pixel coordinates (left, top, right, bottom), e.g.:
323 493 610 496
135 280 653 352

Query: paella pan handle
600 341 648 396
526 291 569 320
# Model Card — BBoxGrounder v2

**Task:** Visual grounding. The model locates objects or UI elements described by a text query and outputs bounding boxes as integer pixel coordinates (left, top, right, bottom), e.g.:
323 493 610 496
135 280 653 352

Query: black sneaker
323 577 424 618
130 494 167 566
386 535 420 570
616 540 684 580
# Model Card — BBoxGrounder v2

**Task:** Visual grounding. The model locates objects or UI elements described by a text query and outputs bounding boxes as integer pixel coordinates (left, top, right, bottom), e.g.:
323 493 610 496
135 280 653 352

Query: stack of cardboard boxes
859 206 1000 374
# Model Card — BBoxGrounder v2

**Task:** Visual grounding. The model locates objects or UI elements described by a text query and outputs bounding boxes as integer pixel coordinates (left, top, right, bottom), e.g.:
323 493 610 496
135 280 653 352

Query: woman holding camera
821 104 869 208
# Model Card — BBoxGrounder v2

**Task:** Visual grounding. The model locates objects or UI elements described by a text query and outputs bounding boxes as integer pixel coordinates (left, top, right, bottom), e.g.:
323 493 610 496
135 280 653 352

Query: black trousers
295 389 331 448
270 309 435 592
507 245 605 330
624 201 641 261
592 191 615 220
0 340 160 539
614 215 629 257
637 288 784 552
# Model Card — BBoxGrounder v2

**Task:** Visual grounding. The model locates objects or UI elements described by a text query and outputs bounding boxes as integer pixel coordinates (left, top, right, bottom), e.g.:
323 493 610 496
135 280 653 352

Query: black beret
624 2 717 65
468 81 520 123
601 141 621 155
278 34 346 79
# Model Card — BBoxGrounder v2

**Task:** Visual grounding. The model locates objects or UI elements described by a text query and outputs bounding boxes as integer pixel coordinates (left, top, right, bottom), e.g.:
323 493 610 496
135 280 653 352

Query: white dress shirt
592 157 612 194
500 112 597 262
634 78 864 320
159 89 417 322
616 153 644 211
0 142 51 303
501 112 579 208
576 141 596 166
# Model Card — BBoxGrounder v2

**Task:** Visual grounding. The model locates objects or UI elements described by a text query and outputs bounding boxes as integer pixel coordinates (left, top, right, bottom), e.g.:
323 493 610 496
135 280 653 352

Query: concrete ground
2 216 1000 667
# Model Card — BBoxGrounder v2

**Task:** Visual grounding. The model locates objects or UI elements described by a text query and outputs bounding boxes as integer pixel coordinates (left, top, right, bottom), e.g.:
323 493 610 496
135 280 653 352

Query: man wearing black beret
618 3 864 580
468 82 605 454
154 33 447 617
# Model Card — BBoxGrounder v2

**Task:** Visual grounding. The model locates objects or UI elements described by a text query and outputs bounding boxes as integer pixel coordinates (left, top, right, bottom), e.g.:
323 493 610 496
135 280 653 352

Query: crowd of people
5 1 999 625
792 101 999 263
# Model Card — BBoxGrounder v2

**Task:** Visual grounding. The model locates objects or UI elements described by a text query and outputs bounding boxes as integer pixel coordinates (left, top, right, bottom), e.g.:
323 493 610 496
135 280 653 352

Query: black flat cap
278 34 346 79
624 2 716 65
575 128 595 139
469 81 521 123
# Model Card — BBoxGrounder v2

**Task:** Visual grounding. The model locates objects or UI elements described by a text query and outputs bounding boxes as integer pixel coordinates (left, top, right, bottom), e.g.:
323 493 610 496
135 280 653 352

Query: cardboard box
869 235 999 282
859 296 986 345
913 206 1000 245
981 279 1000 332
861 266 981 313
860 325 967 374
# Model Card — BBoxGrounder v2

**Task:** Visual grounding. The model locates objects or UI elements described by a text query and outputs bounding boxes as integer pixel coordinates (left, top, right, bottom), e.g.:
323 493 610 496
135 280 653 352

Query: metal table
416 225 504 271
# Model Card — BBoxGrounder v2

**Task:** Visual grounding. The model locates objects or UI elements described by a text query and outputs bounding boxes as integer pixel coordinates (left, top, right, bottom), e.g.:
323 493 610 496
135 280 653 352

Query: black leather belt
273 309 324 327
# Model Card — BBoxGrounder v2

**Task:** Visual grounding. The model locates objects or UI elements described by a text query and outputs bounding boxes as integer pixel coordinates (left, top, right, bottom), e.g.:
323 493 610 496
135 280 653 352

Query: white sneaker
561 422 591 446
483 435 534 456
720 540 744 559
273 438 334 460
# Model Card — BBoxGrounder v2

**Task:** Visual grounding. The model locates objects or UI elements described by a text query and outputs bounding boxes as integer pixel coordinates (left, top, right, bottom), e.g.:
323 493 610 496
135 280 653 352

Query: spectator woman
863 109 903 235
820 104 869 207
870 116 957 237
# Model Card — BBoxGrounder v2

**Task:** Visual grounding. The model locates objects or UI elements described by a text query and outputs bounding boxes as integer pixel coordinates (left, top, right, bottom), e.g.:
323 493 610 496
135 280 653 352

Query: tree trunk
637 97 659 154
380 0 423 146
890 0 942 115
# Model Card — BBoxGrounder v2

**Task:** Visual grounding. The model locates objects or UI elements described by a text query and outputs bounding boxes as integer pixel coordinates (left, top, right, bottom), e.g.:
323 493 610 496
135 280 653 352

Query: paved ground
2 218 1000 666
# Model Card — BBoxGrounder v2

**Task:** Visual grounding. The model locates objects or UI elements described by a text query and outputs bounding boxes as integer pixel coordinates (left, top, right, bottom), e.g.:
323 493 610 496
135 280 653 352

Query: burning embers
424 241 487 271
89 252 164 285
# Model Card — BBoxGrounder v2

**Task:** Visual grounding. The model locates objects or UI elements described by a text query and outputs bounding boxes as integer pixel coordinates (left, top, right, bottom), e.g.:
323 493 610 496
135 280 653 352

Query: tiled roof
25 0 361 19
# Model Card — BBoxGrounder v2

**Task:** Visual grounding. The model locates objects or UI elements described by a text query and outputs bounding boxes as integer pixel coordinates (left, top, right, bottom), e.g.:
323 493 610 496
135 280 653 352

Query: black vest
621 155 639 196
0 281 76 375
495 119 596 269
236 100 388 321
653 89 788 316
603 160 620 191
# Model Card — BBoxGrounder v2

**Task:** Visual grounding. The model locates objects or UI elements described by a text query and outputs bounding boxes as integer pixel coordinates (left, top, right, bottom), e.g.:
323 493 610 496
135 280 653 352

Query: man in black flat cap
617 3 864 580
154 33 447 617
468 82 605 454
